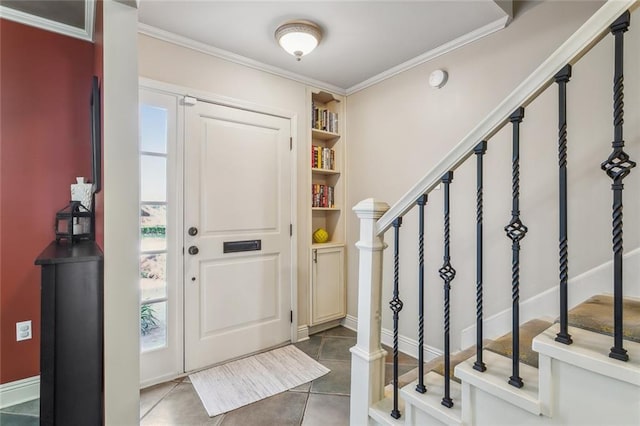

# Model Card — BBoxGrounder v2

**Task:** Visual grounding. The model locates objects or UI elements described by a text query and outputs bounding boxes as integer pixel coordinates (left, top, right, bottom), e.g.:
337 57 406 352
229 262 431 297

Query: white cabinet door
310 245 345 325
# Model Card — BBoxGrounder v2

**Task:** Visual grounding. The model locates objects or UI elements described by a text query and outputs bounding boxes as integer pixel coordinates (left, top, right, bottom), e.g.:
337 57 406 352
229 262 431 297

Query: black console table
35 241 103 425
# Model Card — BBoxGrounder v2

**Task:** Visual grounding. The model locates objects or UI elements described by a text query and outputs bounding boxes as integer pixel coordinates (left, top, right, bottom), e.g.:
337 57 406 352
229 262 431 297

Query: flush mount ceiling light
275 20 322 61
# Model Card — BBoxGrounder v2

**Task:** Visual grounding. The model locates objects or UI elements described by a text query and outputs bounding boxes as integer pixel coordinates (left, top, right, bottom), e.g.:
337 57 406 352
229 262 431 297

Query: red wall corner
0 19 95 384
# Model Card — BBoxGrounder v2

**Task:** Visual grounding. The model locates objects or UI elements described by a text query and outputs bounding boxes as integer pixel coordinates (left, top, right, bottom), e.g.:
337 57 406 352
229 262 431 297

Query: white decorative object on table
71 177 93 233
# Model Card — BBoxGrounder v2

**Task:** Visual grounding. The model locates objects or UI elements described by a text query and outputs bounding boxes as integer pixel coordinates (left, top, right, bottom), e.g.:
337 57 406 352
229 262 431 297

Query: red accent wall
0 19 95 384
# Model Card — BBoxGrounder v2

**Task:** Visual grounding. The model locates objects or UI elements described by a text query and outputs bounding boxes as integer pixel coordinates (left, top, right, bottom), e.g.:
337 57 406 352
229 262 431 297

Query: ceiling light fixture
275 20 322 61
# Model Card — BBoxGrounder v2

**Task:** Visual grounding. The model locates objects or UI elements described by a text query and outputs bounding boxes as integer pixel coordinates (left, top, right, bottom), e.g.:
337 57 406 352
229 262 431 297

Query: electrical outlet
16 320 32 341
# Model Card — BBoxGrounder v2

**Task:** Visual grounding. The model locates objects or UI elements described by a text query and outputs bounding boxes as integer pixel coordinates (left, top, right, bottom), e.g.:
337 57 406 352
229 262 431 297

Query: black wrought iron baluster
473 141 488 372
390 217 404 419
439 171 455 408
555 65 573 345
416 195 428 394
504 107 526 389
601 11 635 362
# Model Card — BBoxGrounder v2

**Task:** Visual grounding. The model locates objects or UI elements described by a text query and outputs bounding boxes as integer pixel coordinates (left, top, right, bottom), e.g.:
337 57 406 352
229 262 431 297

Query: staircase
372 297 640 425
349 1 639 425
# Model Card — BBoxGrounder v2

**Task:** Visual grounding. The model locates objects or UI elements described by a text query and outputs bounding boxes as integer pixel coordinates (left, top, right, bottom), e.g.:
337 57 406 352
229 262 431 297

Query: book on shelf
311 145 336 170
311 101 339 134
311 184 335 208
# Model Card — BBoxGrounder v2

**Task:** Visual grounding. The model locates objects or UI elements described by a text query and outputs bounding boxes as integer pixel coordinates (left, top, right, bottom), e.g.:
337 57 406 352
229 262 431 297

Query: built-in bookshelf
308 89 346 327
309 90 344 245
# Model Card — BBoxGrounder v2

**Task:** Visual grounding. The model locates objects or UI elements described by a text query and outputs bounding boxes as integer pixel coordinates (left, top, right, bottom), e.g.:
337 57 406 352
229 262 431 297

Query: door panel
200 121 280 233
184 101 292 372
200 255 279 334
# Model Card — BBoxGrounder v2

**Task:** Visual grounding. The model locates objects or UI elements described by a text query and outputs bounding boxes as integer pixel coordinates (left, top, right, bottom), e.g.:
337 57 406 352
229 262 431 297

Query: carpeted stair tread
388 342 487 391
387 319 552 392
564 294 640 343
485 318 553 368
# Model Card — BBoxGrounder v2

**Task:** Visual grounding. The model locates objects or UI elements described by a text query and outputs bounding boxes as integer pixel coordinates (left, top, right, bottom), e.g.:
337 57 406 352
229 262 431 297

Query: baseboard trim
342 315 442 362
461 247 640 348
297 325 310 342
0 376 40 409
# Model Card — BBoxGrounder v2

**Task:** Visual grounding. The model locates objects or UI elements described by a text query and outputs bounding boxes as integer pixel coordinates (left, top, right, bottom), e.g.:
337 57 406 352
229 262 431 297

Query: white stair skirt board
189 345 329 417
342 314 443 362
461 247 640 349
401 372 463 426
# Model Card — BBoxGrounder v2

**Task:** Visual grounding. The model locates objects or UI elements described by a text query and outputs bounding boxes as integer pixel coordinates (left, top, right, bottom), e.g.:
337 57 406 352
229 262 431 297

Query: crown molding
139 12 510 97
0 0 95 42
138 23 346 96
345 15 511 95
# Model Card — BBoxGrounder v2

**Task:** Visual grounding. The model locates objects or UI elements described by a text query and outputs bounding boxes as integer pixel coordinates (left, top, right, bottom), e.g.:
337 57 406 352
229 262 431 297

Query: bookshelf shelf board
312 207 341 212
311 242 344 249
312 168 340 175
312 129 340 140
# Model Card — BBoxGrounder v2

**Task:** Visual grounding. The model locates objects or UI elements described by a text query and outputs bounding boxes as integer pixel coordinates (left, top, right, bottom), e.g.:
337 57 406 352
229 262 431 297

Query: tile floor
0 326 417 426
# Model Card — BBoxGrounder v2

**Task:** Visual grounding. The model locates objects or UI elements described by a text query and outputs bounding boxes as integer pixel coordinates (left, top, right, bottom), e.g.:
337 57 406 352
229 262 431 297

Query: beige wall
137 35 313 329
136 0 639 356
346 1 639 350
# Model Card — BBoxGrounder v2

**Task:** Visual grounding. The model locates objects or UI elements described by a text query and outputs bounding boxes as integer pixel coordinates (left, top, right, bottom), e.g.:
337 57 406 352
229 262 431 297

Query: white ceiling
138 1 512 94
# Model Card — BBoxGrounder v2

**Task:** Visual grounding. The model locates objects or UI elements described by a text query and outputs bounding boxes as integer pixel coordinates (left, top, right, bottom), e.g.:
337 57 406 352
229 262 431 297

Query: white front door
184 100 293 372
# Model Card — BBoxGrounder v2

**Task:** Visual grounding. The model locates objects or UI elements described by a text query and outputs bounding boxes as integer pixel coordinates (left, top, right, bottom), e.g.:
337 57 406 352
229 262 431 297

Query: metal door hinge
290 310 293 323
290 137 293 150
290 224 293 236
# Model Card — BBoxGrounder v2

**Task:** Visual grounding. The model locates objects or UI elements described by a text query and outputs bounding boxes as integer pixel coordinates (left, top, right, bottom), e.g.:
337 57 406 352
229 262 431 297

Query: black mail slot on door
223 239 261 253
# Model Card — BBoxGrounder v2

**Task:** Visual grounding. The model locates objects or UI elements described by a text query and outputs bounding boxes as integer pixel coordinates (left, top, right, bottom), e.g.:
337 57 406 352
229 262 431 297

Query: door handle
188 227 198 236
188 246 199 255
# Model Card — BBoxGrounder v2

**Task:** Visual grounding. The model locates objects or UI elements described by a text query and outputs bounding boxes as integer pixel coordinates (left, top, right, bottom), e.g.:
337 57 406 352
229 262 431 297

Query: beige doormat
190 345 330 417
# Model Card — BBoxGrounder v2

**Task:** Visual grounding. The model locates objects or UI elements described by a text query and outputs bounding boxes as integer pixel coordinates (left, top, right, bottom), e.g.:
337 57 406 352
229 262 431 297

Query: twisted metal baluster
504 107 526 388
439 171 455 408
473 141 488 372
416 195 428 393
555 64 573 345
390 217 404 418
602 11 635 362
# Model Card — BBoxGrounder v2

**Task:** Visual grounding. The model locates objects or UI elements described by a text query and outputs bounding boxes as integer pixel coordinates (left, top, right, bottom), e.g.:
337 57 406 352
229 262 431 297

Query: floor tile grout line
139 380 181 421
298 388 311 426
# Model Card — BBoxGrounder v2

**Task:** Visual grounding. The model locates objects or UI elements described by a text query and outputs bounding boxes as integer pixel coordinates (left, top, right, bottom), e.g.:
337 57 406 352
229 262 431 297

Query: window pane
140 104 168 154
141 204 166 251
140 253 167 301
140 301 167 352
141 155 167 202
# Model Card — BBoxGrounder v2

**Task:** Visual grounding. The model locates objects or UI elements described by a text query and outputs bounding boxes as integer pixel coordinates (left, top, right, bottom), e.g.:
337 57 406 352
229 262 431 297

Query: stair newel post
416 194 428 394
555 64 573 345
350 199 390 426
504 107 527 389
473 141 488 372
439 171 456 408
390 216 404 419
602 11 635 362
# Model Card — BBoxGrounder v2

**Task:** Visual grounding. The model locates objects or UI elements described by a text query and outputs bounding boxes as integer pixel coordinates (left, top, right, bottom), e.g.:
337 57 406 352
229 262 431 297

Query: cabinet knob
188 246 199 255
188 227 198 236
